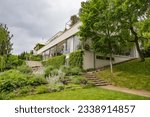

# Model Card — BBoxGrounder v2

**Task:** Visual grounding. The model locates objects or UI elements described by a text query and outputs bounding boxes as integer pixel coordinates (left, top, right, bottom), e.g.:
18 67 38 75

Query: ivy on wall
69 50 84 68
44 55 66 68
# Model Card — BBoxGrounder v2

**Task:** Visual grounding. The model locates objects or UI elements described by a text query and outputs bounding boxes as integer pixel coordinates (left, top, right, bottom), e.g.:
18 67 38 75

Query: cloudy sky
0 0 86 54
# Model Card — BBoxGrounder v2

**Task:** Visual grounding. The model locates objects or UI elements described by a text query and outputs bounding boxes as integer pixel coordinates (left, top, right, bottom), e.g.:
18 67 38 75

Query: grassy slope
96 58 150 91
13 87 150 100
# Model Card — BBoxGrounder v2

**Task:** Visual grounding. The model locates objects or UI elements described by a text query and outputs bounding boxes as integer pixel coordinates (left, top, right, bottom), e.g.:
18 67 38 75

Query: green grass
13 87 150 100
96 58 150 91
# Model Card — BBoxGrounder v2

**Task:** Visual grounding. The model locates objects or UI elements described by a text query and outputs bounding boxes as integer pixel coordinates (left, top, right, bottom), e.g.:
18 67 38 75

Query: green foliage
69 15 79 27
60 66 82 76
46 55 66 68
18 86 31 95
44 65 55 77
0 56 6 71
17 65 32 74
96 58 150 91
0 70 48 92
18 51 42 61
0 24 13 56
36 85 49 94
70 67 82 75
44 65 59 77
47 83 65 92
71 76 88 85
79 0 130 55
69 50 83 68
5 55 24 70
79 0 150 61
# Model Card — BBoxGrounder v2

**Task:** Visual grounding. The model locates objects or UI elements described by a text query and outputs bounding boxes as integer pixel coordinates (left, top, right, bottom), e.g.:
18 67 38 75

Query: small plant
70 67 82 75
0 70 48 92
71 76 88 85
36 85 49 94
18 86 30 95
44 65 55 77
48 83 64 92
17 65 32 74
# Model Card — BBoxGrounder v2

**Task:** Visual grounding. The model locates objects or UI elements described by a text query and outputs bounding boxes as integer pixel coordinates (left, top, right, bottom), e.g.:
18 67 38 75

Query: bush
0 70 48 92
48 83 64 92
17 65 32 74
70 67 82 75
18 86 30 95
28 75 48 86
44 65 55 77
6 55 24 69
69 50 83 68
71 76 88 85
0 92 15 100
46 55 66 68
36 85 49 94
60 66 82 76
60 66 71 76
143 46 150 57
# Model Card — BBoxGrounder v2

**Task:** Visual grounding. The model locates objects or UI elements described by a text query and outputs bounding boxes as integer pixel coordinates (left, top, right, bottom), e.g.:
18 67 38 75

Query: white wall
83 51 94 69
83 51 135 70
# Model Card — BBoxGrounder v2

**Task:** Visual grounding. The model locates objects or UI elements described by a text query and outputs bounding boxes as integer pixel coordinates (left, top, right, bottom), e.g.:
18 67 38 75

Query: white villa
35 22 139 70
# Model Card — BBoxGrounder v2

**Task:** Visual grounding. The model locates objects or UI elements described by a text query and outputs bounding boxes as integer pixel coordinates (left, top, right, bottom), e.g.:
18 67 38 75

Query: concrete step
84 72 110 87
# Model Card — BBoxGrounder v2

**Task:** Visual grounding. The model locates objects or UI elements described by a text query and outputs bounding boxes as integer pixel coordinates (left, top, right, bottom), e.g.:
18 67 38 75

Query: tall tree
69 15 80 27
0 24 13 57
115 0 150 61
79 0 130 74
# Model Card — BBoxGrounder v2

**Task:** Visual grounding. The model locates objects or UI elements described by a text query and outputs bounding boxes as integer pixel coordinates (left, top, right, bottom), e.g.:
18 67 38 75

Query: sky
0 0 86 54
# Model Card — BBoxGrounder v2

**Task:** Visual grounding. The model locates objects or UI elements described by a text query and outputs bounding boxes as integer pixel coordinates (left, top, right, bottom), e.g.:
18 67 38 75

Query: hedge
46 55 66 68
69 50 83 68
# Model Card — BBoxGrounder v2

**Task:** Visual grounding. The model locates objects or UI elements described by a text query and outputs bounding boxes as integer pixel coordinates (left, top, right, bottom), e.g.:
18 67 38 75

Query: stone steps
84 72 111 86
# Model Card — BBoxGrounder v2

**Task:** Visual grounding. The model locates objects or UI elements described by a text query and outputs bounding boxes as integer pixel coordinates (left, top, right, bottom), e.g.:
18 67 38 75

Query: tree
69 15 79 27
0 24 13 57
0 56 6 72
115 0 150 61
79 0 130 74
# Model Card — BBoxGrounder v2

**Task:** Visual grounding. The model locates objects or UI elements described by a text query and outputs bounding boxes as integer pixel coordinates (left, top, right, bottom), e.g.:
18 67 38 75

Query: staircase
84 72 111 86
26 61 44 74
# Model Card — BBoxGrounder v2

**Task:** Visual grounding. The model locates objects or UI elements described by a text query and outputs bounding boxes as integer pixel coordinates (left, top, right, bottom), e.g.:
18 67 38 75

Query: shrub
46 55 66 68
0 92 15 100
48 83 64 92
60 66 71 76
6 55 24 69
82 82 95 88
36 85 49 94
60 66 82 76
69 50 83 68
71 76 88 85
28 75 48 86
44 65 55 77
0 70 48 92
17 65 32 74
18 86 30 95
70 67 82 75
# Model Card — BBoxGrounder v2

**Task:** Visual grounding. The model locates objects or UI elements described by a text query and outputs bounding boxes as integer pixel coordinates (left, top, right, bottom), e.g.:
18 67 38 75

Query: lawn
13 87 150 100
96 58 150 91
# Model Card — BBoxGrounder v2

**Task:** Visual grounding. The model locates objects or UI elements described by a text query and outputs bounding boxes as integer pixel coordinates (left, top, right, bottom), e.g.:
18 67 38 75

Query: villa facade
35 22 139 70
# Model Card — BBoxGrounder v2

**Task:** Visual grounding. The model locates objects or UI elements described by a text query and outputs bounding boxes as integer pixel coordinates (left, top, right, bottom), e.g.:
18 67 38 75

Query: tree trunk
130 26 145 62
109 52 113 74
